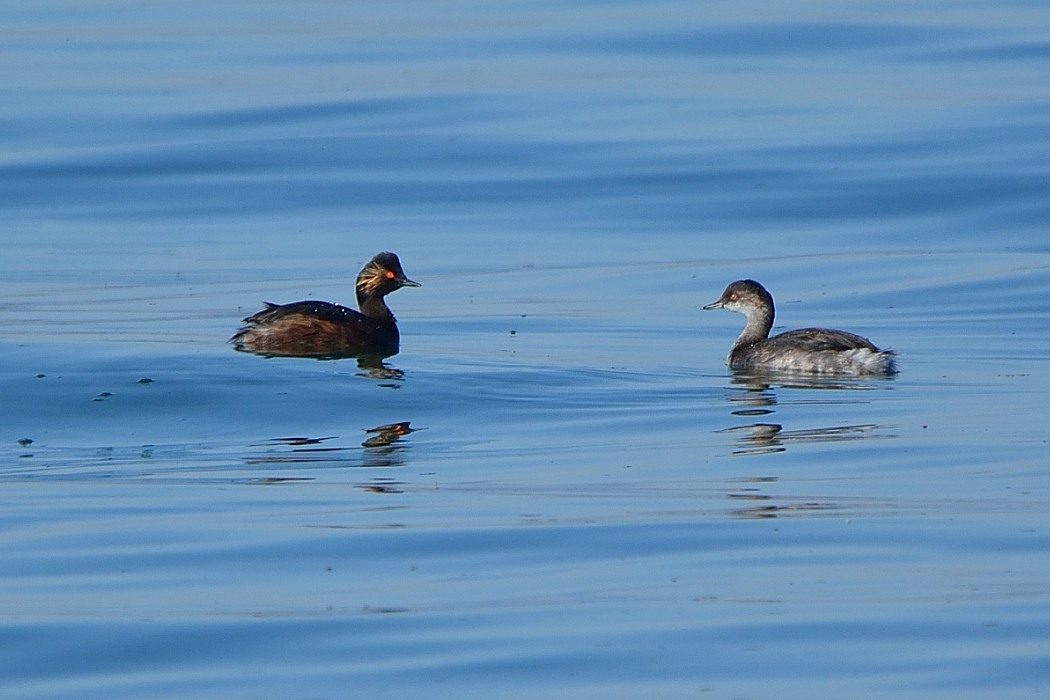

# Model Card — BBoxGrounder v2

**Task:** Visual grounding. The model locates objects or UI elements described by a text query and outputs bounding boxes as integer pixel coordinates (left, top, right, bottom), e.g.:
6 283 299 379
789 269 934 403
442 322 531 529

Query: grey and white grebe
703 279 896 376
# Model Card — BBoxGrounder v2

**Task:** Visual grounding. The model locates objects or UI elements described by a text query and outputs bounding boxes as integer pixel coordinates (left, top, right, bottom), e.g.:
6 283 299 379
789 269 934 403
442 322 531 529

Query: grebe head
356 252 421 303
702 279 773 317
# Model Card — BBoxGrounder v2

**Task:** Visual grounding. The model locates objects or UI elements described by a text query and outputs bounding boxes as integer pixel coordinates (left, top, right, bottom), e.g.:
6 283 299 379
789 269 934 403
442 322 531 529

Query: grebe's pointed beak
702 299 724 310
400 277 421 288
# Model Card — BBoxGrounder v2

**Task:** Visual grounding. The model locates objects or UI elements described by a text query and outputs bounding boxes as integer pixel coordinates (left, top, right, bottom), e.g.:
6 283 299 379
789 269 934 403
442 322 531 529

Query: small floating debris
268 436 338 447
358 482 405 494
93 392 113 402
137 377 154 384
730 502 838 519
356 477 405 494
361 605 410 614
17 438 33 447
246 435 346 464
253 477 315 485
731 408 774 416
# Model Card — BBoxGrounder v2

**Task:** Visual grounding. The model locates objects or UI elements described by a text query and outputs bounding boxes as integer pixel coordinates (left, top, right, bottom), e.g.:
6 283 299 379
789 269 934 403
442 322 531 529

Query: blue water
3 1 1050 698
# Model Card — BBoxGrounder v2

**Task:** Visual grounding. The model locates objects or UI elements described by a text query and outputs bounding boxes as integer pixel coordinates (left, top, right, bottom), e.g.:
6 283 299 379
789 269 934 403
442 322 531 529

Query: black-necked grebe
230 252 420 359
703 279 896 376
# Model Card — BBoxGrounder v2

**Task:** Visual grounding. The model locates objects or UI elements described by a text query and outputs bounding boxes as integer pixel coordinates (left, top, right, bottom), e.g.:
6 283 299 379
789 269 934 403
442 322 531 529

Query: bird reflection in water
242 421 422 476
719 372 895 456
361 421 420 448
723 477 840 519
360 421 423 471
714 372 896 516
355 355 406 383
719 422 886 456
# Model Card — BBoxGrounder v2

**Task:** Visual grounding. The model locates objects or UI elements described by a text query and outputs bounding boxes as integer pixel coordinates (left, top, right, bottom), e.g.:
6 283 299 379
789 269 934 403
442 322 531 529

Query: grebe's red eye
385 271 396 279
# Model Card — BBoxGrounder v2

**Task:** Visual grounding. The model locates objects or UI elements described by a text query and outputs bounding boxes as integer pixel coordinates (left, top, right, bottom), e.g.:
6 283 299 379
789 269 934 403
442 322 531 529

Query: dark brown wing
232 300 397 358
767 328 881 353
242 300 365 325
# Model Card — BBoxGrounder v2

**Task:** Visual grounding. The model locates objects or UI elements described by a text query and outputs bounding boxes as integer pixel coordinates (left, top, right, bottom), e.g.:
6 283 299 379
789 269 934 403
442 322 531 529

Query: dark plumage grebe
703 279 896 376
231 252 420 359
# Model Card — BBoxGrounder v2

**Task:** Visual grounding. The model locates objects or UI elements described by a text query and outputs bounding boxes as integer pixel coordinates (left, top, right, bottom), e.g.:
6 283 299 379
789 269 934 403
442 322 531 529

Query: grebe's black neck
359 294 396 326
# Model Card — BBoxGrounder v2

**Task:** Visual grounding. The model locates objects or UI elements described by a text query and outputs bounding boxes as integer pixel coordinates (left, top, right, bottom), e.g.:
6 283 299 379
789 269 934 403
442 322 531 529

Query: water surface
2 1 1050 698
